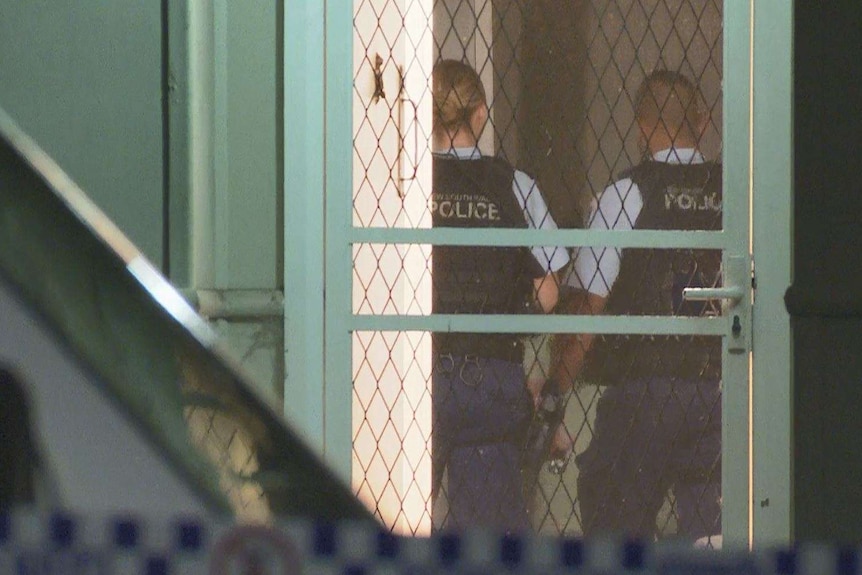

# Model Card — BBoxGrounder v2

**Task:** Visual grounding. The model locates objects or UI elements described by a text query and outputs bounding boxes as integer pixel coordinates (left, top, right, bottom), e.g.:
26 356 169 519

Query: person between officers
430 59 569 532
550 70 723 543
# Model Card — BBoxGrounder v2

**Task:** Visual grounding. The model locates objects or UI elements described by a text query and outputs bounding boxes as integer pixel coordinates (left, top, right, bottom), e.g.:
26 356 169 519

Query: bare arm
533 271 560 314
549 288 608 392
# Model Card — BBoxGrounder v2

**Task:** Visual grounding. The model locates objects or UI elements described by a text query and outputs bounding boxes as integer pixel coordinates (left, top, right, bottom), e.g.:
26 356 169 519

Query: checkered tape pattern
1 512 862 575
0 511 208 574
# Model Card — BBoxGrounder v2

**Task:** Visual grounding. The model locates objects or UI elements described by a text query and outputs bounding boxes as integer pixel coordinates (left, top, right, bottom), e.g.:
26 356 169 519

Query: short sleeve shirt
435 147 570 273
567 148 705 297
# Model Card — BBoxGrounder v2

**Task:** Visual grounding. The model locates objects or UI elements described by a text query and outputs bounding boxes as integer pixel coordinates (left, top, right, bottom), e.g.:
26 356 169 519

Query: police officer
551 70 722 541
431 59 569 532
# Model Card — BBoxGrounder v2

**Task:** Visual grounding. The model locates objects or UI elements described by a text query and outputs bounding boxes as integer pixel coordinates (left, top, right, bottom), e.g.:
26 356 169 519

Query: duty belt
433 333 524 364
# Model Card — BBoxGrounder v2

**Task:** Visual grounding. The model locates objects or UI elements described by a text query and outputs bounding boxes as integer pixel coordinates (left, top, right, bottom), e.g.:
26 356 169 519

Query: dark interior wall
790 2 862 543
517 0 590 228
491 0 525 169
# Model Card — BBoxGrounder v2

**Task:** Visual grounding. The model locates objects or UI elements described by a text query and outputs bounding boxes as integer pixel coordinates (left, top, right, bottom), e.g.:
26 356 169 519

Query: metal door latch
682 255 752 354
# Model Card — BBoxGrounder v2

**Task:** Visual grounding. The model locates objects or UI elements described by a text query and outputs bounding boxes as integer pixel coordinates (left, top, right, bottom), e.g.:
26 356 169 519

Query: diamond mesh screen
352 0 724 541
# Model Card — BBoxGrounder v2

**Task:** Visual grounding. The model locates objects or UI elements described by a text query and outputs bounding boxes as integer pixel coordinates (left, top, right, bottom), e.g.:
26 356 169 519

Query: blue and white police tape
1 511 860 575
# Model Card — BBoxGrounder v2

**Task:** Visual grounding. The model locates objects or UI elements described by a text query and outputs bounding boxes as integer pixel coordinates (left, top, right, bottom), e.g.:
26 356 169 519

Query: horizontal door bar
683 286 745 303
349 313 726 336
351 227 728 249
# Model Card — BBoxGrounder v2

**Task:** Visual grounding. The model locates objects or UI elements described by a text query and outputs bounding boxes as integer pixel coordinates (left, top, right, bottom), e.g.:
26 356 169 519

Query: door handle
683 255 751 354
395 64 419 194
682 286 744 304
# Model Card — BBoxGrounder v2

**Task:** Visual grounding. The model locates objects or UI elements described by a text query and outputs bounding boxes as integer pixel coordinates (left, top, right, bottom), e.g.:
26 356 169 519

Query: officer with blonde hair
430 59 568 531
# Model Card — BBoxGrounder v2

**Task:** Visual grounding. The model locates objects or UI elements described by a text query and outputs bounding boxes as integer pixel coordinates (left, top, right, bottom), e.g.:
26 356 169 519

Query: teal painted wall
211 0 281 290
0 2 282 288
206 1 284 405
0 2 165 268
0 1 285 405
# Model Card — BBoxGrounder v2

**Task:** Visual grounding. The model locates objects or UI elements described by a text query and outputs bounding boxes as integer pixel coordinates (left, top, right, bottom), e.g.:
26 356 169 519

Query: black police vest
581 160 723 384
431 155 545 362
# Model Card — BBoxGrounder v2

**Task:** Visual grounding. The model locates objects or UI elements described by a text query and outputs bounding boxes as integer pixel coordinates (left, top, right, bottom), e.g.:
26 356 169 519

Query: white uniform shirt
567 148 706 297
434 147 570 273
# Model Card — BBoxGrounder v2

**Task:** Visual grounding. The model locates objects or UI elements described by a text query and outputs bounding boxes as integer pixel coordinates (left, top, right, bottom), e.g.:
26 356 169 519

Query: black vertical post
789 1 862 542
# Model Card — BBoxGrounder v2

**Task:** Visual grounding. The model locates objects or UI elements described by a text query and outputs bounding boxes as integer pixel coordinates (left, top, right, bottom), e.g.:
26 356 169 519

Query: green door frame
284 1 328 455
283 0 794 544
751 1 793 545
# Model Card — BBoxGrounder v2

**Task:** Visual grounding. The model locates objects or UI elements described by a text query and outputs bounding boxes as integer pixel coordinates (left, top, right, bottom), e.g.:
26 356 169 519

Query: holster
520 380 566 490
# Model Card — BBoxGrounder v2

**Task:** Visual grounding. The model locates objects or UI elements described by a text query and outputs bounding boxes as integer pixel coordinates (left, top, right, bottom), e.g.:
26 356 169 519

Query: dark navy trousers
432 355 533 532
576 377 722 541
